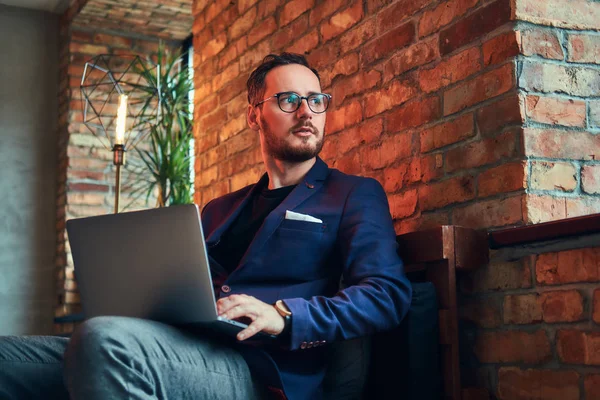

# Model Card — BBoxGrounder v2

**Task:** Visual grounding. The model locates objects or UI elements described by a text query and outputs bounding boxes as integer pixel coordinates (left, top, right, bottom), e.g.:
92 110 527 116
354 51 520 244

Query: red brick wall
460 244 600 399
516 0 600 223
54 0 185 331
192 0 529 234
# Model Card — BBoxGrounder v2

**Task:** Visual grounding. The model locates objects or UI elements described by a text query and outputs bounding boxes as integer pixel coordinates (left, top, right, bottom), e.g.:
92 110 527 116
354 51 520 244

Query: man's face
251 64 326 163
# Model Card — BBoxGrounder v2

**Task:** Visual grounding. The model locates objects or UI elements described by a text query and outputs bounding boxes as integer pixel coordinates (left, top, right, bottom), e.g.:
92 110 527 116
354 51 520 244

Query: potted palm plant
133 44 194 207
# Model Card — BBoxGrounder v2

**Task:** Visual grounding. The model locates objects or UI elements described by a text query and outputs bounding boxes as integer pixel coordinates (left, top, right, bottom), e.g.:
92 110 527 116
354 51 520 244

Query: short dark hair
246 52 321 106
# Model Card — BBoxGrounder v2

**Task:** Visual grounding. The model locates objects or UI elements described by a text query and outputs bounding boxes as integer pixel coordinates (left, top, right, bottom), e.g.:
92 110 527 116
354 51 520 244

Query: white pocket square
285 210 323 223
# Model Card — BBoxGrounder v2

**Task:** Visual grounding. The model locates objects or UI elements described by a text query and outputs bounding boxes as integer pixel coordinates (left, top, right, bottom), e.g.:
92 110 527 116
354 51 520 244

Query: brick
568 33 600 64
366 0 393 13
324 52 359 88
525 95 586 127
280 0 314 27
238 0 258 13
257 0 278 19
306 40 341 70
525 195 567 224
377 0 432 34
386 96 441 133
212 5 239 36
240 41 270 72
483 30 520 66
287 29 319 55
320 0 363 42
582 165 600 195
383 36 439 82
520 62 600 97
541 290 584 323
444 62 515 115
474 331 552 364
363 78 419 117
219 115 247 143
497 368 580 400
195 130 218 153
420 113 474 153
566 197 600 219
558 330 600 365
198 106 227 132
272 14 309 49
523 128 600 161
333 151 361 175
478 162 526 198
336 118 383 155
218 46 238 69
361 22 415 65
388 189 418 219
585 374 600 400
419 0 479 37
363 131 413 170
218 73 248 104
594 289 600 325
439 0 511 55
383 157 422 192
333 70 381 104
309 0 344 26
591 100 600 128
201 33 227 61
453 194 525 229
325 100 362 135
515 0 600 30
92 33 132 48
205 0 231 25
196 94 219 117
420 153 444 183
248 16 277 46
68 183 109 192
229 6 257 40
394 211 449 235
339 19 377 54
69 43 109 55
520 29 564 60
459 298 502 328
536 247 600 285
530 161 577 192
504 294 542 325
420 175 475 211
419 46 481 93
446 129 517 173
476 94 524 137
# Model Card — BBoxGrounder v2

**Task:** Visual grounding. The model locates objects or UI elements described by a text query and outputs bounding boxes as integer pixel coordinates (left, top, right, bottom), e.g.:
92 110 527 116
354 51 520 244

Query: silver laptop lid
66 204 219 324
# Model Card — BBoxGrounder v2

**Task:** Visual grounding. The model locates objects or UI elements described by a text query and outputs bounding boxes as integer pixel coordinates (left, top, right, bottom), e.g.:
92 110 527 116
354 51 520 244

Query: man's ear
247 104 260 131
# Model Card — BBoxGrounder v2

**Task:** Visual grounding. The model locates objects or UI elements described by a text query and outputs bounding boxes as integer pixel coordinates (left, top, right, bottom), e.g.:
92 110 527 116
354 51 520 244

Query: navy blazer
201 157 412 400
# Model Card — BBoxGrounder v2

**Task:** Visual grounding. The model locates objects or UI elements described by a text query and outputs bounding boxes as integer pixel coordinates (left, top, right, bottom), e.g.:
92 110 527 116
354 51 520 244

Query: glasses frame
254 91 332 114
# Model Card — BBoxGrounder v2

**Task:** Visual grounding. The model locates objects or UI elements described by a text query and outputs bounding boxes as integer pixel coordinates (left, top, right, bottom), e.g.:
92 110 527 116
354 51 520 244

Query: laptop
66 204 276 340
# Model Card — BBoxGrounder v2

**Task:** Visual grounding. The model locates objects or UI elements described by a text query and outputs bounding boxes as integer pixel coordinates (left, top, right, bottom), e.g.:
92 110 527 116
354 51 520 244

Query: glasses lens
308 94 329 113
278 93 300 112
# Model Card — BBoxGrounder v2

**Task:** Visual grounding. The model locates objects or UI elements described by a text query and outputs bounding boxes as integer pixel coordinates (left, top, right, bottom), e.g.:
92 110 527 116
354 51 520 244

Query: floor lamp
80 54 160 213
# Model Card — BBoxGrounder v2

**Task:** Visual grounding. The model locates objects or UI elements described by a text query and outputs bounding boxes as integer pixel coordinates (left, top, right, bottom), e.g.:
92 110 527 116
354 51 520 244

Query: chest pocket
266 219 331 280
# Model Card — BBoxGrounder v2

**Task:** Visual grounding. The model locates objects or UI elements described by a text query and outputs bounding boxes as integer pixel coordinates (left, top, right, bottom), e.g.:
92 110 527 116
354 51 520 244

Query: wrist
274 300 292 338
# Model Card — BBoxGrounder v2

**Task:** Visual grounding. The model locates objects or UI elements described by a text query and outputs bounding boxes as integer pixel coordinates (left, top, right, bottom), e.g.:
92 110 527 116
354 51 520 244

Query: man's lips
291 127 315 136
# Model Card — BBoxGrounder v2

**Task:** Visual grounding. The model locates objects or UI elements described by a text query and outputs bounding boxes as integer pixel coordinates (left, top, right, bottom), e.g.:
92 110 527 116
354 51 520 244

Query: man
0 53 412 400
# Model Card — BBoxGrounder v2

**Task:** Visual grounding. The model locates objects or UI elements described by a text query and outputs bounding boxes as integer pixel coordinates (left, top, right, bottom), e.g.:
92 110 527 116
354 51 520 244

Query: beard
260 115 324 163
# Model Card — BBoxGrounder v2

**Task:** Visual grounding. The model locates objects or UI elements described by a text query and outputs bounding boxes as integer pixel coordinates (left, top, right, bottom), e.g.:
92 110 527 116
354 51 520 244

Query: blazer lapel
233 158 331 272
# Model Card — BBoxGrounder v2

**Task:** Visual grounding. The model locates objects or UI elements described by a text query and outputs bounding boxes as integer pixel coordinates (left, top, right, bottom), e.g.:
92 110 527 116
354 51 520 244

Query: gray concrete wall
0 4 59 334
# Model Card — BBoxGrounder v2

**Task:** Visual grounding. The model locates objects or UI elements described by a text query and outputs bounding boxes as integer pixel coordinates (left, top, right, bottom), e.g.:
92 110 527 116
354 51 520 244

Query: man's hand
216 294 285 341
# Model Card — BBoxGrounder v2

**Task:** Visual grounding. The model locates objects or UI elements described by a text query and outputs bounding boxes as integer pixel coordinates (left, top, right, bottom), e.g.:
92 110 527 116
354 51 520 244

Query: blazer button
300 342 307 349
307 341 314 348
221 285 231 293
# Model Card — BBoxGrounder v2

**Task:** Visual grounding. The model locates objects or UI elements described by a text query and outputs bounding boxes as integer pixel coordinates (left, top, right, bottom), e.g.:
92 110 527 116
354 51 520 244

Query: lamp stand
112 144 126 214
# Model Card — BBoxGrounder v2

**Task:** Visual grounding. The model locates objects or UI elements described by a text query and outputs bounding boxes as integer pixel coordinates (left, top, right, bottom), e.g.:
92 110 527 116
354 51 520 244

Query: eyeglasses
255 91 332 114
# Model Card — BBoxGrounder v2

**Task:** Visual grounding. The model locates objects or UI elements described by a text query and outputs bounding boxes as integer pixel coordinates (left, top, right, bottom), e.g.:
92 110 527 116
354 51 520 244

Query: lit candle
115 94 128 145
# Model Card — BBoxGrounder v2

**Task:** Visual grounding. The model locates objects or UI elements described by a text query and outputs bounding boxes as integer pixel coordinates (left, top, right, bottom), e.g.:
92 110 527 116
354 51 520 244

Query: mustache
290 122 319 134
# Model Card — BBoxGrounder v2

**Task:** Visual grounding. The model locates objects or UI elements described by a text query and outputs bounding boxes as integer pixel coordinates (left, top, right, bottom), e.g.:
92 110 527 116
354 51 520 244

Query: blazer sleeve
283 177 413 350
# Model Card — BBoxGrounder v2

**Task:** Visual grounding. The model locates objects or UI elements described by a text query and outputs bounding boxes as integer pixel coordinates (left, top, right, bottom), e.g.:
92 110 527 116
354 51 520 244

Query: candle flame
115 94 128 145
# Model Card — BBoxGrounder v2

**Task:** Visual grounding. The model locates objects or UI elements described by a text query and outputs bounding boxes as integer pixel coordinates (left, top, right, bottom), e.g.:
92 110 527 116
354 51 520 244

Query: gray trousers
0 316 267 400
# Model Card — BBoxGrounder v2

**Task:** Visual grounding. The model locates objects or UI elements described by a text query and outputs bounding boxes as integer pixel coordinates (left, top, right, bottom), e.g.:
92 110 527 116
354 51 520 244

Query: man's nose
296 98 313 119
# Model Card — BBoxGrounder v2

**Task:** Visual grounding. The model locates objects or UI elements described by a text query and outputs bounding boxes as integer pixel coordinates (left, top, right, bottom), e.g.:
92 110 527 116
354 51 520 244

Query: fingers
216 294 250 315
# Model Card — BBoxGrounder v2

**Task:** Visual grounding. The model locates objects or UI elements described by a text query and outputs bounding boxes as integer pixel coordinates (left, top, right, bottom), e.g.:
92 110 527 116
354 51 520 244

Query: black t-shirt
209 184 296 273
